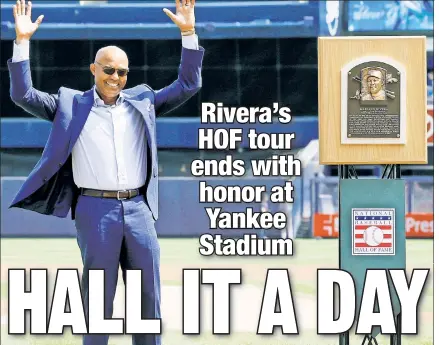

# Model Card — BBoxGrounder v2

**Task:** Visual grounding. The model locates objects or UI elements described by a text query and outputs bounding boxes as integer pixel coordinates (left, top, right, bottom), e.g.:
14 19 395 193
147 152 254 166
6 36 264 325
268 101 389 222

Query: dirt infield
0 238 433 344
1 263 318 331
1 284 316 332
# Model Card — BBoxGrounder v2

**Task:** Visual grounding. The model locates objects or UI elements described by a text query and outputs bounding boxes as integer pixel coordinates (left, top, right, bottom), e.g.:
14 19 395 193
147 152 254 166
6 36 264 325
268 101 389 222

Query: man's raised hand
163 0 196 33
14 0 44 43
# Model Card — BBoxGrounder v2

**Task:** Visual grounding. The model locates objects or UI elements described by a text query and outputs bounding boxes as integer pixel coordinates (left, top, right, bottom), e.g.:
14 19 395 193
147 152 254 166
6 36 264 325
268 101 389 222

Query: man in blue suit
8 1 203 344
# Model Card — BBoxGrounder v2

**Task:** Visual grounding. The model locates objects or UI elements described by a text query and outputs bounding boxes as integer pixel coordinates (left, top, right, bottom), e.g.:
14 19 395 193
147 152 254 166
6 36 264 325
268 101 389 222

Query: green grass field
0 238 434 345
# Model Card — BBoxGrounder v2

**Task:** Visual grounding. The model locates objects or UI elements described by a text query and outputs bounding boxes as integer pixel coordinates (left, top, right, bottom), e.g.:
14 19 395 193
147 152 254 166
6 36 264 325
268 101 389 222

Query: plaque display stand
338 165 403 345
318 36 427 345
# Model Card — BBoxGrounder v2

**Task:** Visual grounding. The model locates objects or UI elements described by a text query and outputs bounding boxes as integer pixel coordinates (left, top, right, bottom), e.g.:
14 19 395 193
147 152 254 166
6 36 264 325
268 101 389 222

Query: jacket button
43 178 47 182
59 163 63 167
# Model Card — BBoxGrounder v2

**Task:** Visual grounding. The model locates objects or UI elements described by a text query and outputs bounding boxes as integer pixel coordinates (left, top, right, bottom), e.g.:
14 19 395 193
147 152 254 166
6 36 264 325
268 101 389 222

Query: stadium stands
0 1 434 237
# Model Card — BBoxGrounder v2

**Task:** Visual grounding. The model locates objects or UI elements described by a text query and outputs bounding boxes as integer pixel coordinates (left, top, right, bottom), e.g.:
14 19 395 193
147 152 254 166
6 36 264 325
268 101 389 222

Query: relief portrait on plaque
361 68 387 101
341 58 406 145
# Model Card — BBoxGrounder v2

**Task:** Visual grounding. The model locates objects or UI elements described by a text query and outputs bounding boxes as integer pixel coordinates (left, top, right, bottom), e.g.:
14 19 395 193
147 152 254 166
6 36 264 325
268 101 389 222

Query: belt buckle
117 190 128 200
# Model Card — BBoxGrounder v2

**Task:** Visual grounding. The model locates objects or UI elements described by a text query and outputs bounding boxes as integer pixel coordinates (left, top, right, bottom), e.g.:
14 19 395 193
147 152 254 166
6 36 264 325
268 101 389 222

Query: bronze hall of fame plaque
341 57 406 144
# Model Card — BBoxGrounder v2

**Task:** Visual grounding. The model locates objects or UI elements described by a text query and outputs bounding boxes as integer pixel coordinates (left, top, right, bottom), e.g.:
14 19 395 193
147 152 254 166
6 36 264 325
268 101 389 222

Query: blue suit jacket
7 46 204 221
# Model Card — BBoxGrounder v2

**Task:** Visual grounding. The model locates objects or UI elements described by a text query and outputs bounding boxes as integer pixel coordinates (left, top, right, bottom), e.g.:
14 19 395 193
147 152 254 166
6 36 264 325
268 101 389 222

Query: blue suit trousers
74 194 161 345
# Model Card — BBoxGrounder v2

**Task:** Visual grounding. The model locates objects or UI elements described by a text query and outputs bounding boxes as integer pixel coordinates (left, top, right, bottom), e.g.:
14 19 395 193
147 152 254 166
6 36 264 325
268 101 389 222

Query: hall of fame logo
352 208 395 256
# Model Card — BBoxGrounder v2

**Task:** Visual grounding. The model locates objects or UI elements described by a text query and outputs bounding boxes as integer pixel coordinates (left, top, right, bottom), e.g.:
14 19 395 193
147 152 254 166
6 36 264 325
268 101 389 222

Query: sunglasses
94 61 129 77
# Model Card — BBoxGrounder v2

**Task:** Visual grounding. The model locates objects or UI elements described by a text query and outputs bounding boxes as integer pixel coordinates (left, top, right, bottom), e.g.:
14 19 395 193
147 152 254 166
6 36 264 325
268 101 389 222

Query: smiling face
367 76 382 95
90 46 129 104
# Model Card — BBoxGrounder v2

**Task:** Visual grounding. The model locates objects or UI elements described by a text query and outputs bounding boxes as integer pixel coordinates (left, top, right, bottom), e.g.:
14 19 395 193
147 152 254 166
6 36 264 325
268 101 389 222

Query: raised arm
154 0 204 116
8 0 58 122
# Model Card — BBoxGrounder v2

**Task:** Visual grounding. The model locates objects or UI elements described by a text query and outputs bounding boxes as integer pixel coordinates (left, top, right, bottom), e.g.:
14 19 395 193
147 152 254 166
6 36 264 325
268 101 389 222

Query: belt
80 188 140 200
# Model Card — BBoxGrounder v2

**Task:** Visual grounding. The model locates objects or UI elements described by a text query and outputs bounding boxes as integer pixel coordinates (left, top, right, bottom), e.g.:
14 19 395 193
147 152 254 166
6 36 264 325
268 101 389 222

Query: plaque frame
318 36 426 165
341 56 407 145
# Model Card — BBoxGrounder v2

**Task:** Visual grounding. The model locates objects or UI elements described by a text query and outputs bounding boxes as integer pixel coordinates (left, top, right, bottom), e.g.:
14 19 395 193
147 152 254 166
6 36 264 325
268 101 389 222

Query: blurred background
0 2 434 344
0 0 434 239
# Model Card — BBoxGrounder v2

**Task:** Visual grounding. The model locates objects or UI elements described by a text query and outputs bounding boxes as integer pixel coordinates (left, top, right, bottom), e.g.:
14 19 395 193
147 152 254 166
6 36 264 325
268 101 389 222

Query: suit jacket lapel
125 97 154 149
68 89 94 154
67 90 154 155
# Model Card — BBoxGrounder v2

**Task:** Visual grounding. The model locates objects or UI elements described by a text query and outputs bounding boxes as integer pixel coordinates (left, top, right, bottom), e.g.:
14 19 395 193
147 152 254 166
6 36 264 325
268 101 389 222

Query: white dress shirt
12 35 199 191
72 89 148 190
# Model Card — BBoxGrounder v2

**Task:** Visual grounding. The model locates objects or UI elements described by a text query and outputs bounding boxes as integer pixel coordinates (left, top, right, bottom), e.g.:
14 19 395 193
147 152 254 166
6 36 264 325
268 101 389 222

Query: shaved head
90 45 129 105
94 45 129 65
